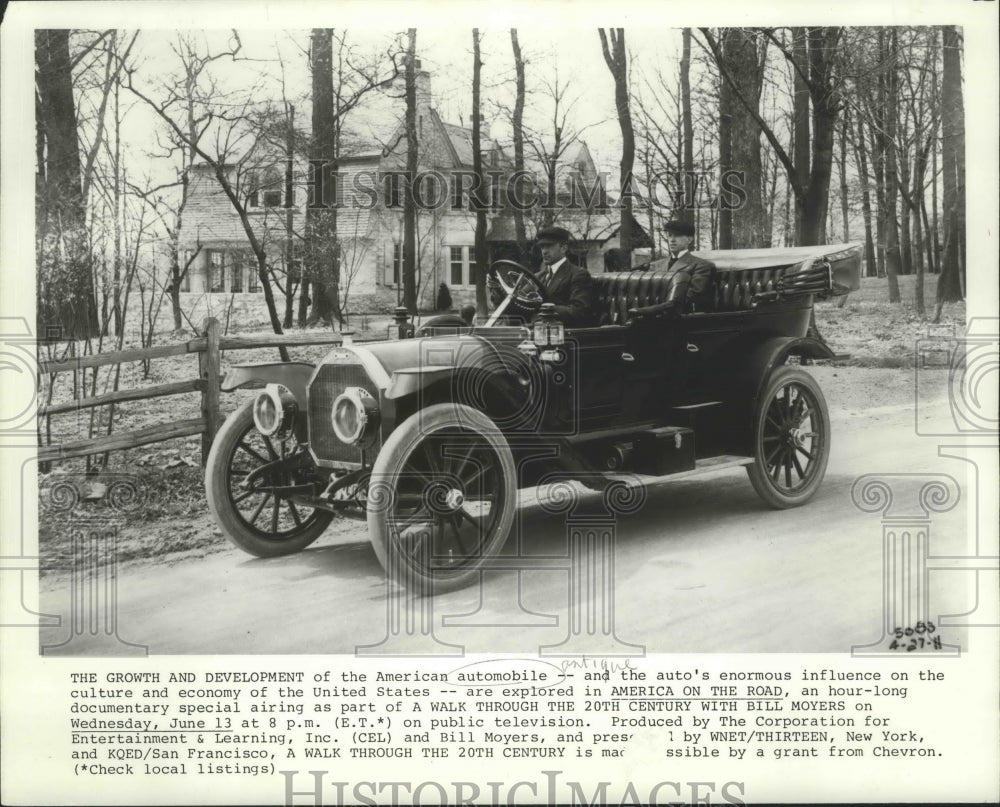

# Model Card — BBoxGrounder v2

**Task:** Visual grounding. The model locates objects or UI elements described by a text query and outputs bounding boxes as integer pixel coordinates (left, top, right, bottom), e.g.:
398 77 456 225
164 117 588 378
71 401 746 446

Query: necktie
542 266 553 288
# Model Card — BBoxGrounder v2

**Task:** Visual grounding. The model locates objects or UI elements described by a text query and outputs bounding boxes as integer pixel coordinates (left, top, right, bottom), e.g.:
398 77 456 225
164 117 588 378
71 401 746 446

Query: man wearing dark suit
489 225 596 327
662 220 715 312
534 226 595 327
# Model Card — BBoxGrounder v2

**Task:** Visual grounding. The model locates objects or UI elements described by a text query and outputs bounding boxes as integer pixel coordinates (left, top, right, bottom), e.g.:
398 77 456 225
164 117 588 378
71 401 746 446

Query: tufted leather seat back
713 266 787 311
592 271 678 325
592 266 791 323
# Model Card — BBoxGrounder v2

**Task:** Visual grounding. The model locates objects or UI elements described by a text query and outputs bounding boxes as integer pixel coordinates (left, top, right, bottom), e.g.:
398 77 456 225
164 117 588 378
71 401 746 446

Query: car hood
318 328 530 389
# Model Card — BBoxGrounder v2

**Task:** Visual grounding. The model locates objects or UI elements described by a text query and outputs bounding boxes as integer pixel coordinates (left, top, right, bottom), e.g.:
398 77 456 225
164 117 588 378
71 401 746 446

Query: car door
675 312 746 402
566 326 629 427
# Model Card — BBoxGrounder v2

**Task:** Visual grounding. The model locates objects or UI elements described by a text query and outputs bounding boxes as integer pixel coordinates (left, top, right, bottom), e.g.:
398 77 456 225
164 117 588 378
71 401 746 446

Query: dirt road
38 367 974 656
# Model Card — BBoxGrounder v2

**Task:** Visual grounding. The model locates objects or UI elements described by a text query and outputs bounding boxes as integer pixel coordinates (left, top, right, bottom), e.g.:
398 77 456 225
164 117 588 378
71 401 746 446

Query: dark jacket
665 252 715 312
540 260 596 327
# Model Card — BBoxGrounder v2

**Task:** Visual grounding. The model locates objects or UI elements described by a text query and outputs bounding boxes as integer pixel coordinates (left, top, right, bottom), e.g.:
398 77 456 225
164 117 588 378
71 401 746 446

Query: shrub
435 282 453 311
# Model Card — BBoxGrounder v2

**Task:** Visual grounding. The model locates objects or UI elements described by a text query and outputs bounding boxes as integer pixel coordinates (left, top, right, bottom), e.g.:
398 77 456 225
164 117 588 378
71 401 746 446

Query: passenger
662 220 715 312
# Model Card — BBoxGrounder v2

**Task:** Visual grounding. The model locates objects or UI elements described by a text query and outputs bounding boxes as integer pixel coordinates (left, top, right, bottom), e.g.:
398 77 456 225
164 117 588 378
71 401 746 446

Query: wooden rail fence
37 318 345 465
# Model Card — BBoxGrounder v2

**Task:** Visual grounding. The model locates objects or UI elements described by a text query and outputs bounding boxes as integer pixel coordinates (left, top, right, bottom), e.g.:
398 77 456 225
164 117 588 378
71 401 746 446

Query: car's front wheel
367 403 517 593
206 400 333 557
746 366 830 509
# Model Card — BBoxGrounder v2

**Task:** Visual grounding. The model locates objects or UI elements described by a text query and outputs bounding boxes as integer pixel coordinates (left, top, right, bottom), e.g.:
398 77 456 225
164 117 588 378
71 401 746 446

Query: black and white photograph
2 1 997 804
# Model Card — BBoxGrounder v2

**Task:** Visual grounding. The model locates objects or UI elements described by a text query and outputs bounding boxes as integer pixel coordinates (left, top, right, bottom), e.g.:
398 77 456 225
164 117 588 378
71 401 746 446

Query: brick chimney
388 58 431 115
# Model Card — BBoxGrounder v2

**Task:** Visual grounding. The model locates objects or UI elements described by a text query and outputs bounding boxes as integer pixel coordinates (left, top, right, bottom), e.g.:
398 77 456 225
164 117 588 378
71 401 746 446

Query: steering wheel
486 260 549 326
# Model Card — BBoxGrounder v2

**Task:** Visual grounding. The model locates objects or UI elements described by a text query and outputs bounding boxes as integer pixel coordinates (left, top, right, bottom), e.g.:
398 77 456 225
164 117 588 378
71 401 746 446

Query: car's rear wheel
746 366 830 509
367 403 516 593
206 400 333 557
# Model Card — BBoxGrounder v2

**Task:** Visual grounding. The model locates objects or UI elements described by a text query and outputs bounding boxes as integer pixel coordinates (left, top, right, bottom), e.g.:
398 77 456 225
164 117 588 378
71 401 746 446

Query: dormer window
247 163 291 209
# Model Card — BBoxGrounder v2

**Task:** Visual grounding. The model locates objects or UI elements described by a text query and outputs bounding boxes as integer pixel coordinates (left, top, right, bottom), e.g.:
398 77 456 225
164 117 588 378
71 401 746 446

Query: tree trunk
914 192 925 317
35 29 99 340
852 109 877 277
930 32 940 275
838 106 850 243
307 29 342 327
510 30 528 260
170 257 183 330
297 279 311 328
717 36 733 250
472 30 489 316
680 28 694 223
938 25 964 304
600 29 635 261
790 28 810 246
799 28 841 247
283 104 296 329
402 29 419 314
717 29 766 248
877 30 902 300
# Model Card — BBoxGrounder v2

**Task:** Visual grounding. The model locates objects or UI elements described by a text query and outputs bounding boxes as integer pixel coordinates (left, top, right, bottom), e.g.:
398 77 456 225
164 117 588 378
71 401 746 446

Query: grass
814 273 965 368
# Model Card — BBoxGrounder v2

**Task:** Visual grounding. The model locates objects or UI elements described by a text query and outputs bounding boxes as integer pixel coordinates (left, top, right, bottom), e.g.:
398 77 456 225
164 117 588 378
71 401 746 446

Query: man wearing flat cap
533 226 595 327
662 220 715 312
489 225 596 327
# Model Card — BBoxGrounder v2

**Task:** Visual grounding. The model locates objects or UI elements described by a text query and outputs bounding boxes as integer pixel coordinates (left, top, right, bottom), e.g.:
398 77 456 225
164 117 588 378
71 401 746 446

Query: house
177 62 651 317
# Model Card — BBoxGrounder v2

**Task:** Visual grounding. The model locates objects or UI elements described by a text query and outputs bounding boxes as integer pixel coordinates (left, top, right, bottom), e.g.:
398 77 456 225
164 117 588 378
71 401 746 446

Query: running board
602 454 754 485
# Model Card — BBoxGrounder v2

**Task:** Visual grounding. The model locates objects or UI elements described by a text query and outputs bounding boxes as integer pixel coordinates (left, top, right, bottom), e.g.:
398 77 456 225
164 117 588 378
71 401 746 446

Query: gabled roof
437 115 507 168
486 209 652 246
177 158 383 249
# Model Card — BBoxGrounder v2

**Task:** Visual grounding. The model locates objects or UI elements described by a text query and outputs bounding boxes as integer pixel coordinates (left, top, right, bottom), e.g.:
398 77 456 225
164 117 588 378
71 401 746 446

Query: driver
490 226 596 327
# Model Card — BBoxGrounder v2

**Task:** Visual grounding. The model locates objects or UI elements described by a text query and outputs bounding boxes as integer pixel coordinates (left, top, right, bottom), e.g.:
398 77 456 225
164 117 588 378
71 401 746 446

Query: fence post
199 317 221 465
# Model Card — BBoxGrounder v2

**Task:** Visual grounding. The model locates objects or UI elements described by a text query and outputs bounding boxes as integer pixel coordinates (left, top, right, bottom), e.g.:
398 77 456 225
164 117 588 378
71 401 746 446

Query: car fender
384 358 536 433
725 336 835 454
221 362 315 406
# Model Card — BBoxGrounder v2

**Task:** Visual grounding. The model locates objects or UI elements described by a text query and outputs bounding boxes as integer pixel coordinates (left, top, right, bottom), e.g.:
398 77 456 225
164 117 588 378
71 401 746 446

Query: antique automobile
206 243 862 592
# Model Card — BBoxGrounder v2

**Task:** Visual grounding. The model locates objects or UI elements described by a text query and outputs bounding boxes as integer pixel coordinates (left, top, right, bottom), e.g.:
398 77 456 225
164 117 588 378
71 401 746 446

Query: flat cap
662 219 695 237
535 225 572 244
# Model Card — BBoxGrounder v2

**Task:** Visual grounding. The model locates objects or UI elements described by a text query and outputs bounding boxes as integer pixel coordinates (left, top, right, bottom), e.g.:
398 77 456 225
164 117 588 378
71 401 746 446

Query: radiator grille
308 363 382 466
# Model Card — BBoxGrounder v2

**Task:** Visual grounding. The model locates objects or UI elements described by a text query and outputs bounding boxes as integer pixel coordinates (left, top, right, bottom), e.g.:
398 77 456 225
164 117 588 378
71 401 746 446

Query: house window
449 246 475 288
229 254 244 292
248 164 289 209
247 260 260 292
208 250 225 292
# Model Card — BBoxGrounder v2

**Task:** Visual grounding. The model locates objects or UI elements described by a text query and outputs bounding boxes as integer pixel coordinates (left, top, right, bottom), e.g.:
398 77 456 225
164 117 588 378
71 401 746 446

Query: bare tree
521 72 594 229
699 27 844 247
122 32 291 359
296 30 399 325
599 28 635 261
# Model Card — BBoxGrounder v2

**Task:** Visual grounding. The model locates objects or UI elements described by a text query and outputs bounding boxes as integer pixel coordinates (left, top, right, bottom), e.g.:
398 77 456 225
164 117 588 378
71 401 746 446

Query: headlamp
331 387 380 445
252 384 297 436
